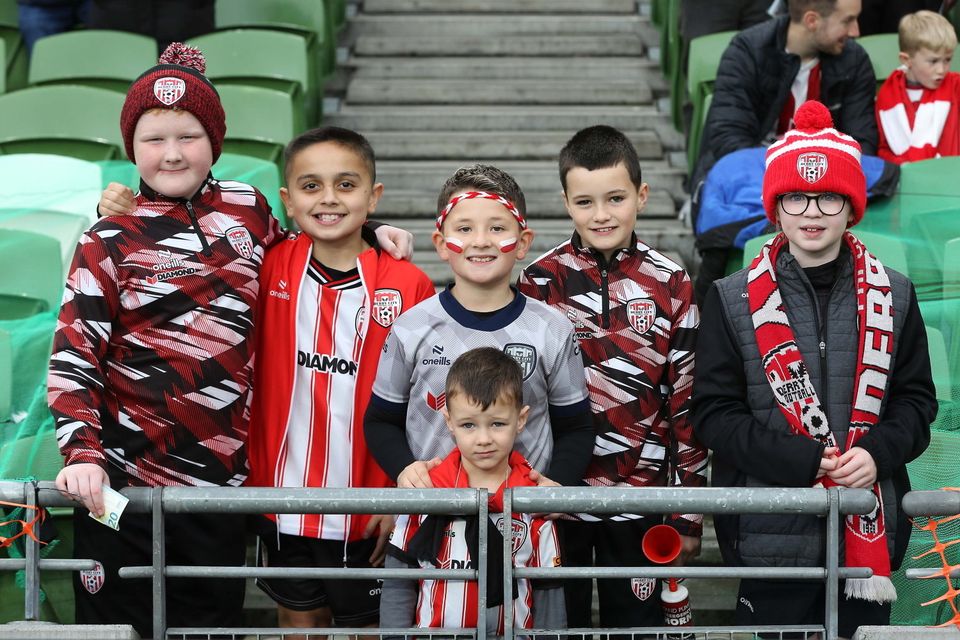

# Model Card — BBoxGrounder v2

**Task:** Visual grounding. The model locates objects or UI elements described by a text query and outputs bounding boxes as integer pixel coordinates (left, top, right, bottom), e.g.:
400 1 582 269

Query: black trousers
73 509 247 639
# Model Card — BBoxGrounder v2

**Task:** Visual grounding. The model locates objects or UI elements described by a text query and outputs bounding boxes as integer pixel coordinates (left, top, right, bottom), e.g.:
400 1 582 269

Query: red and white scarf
877 69 960 164
747 232 897 603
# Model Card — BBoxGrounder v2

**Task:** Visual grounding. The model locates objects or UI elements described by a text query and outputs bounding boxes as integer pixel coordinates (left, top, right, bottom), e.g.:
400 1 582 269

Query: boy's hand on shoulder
55 463 110 517
365 514 396 567
672 534 702 566
827 446 877 489
98 182 136 217
397 458 442 488
374 224 414 261
528 469 563 520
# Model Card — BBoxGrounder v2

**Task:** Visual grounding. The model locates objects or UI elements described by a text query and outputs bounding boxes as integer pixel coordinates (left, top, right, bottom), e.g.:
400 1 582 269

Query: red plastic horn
642 524 681 565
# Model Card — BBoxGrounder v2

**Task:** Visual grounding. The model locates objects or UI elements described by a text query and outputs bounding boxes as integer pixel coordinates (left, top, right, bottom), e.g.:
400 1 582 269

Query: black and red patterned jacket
518 233 706 535
48 176 284 488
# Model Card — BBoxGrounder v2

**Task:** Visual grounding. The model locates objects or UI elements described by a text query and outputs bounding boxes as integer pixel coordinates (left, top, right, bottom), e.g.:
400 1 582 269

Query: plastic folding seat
0 38 5 95
850 230 910 276
0 0 26 91
0 154 101 223
28 30 156 92
0 85 125 160
0 229 63 316
0 326 9 421
925 326 952 402
218 85 297 166
686 30 737 170
213 153 288 228
188 29 314 129
215 0 334 79
0 209 89 272
742 232 777 268
899 157 960 227
856 33 900 89
0 429 64 481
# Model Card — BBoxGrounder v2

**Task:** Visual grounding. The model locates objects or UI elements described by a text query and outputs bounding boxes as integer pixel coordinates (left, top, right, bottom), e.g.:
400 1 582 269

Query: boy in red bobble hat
692 100 937 636
48 43 284 636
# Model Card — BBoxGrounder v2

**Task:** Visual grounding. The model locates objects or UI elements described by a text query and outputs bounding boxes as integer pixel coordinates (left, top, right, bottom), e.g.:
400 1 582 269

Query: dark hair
436 164 527 219
283 126 376 184
445 347 523 410
558 125 643 191
789 0 838 22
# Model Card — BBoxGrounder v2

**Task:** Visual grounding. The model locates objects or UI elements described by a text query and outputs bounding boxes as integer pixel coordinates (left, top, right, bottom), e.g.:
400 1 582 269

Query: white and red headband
435 191 527 231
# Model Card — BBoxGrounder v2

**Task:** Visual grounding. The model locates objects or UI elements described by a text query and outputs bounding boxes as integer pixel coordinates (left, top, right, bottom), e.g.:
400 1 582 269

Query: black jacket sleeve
691 285 824 487
364 395 416 481
546 399 594 486
854 285 936 480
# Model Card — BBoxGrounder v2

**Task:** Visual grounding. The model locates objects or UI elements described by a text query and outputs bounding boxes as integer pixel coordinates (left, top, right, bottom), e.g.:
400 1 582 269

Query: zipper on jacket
600 268 610 329
185 200 212 256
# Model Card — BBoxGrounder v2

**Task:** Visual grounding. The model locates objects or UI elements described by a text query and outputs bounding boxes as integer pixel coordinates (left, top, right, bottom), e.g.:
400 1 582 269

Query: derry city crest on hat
797 152 828 184
153 77 186 105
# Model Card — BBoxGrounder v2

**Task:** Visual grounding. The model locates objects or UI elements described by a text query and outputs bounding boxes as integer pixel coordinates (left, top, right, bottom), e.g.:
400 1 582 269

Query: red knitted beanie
120 43 225 163
762 100 866 226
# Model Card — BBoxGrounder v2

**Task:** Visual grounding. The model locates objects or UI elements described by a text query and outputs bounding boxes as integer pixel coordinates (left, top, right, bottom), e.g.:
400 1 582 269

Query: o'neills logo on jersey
269 279 290 300
494 516 528 555
145 248 198 284
627 298 656 334
372 289 402 327
797 152 828 183
153 77 185 105
298 351 358 376
226 226 254 259
504 343 536 380
80 561 105 594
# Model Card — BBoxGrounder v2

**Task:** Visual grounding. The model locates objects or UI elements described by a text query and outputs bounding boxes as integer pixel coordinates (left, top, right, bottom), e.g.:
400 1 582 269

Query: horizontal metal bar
119 566 476 580
517 566 872 579
511 486 877 515
902 490 960 517
906 567 960 579
168 627 477 638
0 559 96 571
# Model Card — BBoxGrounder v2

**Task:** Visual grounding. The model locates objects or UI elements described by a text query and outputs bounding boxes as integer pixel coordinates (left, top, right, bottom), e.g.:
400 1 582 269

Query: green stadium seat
214 153 288 228
214 0 334 79
0 154 101 223
326 0 346 31
0 229 63 315
944 237 960 299
741 230 908 274
0 0 26 91
188 29 314 129
925 325 952 402
686 30 737 169
856 33 900 89
898 156 960 229
0 428 63 481
0 326 9 421
218 85 297 166
0 85 125 160
28 30 156 92
0 37 5 95
742 232 776 268
0 209 89 273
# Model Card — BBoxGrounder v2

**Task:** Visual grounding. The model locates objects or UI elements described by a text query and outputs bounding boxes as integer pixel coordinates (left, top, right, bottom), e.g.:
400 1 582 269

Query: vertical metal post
477 489 488 639
152 488 166 640
23 483 39 621
825 488 840 640
502 489 514 640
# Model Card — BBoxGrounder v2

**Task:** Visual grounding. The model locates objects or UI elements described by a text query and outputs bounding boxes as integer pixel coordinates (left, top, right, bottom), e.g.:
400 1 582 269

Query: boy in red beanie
48 43 286 636
691 100 937 637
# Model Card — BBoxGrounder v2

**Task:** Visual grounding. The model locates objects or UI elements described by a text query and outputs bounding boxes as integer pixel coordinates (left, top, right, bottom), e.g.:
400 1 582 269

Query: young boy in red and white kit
518 125 706 628
877 10 960 163
245 127 435 634
381 347 564 634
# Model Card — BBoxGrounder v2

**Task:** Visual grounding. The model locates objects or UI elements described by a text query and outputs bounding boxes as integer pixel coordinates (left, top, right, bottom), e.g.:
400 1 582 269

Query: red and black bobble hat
762 100 866 227
120 42 226 163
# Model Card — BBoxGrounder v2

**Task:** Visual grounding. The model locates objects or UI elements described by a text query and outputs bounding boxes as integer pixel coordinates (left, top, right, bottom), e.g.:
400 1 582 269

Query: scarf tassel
845 575 898 603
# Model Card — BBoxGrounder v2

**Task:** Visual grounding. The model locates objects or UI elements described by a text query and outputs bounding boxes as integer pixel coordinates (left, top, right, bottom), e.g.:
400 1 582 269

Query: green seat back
856 33 900 88
0 85 125 160
28 30 156 92
0 2 25 92
214 0 334 76
0 326 9 421
742 232 777 268
0 153 101 222
0 429 63 481
188 29 313 129
213 153 288 228
0 229 63 313
944 237 960 299
925 325 952 402
688 92 712 171
0 209 89 273
686 31 737 167
0 37 5 94
218 84 297 165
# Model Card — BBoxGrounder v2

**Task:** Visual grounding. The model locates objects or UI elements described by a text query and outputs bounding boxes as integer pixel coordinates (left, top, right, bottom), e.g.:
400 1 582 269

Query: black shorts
736 578 891 638
255 520 380 625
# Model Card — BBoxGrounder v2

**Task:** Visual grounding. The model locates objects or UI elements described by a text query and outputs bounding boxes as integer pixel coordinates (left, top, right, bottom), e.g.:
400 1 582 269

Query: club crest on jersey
503 343 536 380
797 152 828 184
153 77 185 105
80 561 105 594
495 516 528 555
372 289 402 327
225 226 254 259
627 298 656 334
631 577 656 601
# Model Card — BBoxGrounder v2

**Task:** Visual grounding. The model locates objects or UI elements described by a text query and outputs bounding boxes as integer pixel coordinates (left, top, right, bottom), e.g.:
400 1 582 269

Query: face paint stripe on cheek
445 237 464 253
498 238 517 253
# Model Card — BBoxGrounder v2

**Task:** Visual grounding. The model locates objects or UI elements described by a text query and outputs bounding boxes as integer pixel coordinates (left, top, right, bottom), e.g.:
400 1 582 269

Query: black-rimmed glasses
777 192 848 216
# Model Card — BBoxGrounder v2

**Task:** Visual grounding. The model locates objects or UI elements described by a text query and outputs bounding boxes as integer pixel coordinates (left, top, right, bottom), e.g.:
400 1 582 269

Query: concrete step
364 130 662 160
326 106 683 150
373 160 688 201
376 187 676 221
348 14 646 37
353 34 644 57
346 79 653 105
345 55 662 81
362 0 639 13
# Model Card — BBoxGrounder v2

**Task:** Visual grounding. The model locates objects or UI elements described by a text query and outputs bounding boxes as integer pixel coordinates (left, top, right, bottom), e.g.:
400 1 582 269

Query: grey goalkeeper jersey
371 288 588 473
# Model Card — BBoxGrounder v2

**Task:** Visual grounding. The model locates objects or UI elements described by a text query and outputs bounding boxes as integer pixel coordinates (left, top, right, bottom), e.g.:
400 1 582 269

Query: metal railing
0 481 883 639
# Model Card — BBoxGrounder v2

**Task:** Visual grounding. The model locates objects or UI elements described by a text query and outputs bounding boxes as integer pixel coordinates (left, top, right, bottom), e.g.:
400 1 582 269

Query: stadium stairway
323 0 695 286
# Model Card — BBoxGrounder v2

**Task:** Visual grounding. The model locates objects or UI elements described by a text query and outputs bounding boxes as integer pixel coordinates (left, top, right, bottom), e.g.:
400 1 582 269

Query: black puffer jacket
691 15 878 194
